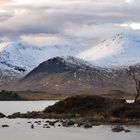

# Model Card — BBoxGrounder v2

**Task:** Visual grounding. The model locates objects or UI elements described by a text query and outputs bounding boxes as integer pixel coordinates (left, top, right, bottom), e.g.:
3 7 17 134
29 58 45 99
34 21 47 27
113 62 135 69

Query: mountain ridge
0 41 86 85
78 32 140 67
6 56 140 94
1 32 140 91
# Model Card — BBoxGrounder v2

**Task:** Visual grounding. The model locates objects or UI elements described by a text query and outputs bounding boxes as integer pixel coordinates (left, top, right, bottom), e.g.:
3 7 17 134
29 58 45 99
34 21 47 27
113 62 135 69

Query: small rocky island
6 95 140 126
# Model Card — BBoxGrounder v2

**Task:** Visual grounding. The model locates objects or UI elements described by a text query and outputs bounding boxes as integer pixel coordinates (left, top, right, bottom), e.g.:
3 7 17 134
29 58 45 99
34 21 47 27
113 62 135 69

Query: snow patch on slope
77 32 140 67
0 41 87 74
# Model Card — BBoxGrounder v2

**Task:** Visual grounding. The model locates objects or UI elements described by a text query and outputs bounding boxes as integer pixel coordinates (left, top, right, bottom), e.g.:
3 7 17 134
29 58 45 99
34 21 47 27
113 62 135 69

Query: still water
0 101 139 140
0 100 57 115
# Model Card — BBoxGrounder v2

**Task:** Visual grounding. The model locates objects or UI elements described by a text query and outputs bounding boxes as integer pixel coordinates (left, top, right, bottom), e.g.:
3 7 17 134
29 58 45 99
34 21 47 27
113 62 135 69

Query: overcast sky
0 0 140 47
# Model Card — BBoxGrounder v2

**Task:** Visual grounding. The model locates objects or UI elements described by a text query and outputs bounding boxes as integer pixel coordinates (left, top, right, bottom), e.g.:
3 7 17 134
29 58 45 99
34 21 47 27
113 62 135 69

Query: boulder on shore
0 112 6 118
8 112 22 118
84 122 93 128
112 125 124 132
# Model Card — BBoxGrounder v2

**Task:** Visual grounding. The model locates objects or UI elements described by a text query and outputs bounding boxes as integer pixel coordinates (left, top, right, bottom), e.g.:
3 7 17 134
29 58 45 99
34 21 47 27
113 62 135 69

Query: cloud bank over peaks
0 0 140 47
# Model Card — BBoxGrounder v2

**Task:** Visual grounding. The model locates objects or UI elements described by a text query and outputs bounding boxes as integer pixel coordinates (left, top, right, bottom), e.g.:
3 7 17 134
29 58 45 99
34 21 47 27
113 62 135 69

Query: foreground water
0 101 139 140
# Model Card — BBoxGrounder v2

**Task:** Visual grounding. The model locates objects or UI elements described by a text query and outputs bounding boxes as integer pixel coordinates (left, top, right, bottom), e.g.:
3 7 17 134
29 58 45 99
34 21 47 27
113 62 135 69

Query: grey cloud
0 12 13 21
0 0 140 45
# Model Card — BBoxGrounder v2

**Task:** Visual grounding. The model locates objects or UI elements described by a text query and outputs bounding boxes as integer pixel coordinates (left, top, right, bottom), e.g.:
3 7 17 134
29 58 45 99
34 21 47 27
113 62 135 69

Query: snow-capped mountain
0 41 86 84
10 56 140 93
10 56 127 93
0 42 86 72
1 32 140 86
77 32 140 67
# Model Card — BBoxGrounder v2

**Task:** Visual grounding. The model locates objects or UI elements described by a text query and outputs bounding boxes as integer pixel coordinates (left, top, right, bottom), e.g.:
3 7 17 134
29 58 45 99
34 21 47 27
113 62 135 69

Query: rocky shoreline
0 95 140 128
0 117 134 133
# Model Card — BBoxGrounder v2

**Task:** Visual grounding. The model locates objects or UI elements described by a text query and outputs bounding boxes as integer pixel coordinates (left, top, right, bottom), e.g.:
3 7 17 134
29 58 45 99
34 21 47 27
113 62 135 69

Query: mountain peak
47 57 65 65
113 32 140 41
23 57 81 80
77 32 140 68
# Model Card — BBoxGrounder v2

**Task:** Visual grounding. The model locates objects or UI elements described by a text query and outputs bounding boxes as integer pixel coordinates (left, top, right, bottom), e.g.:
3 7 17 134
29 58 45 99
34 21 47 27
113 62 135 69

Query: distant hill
8 56 140 94
0 90 23 101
